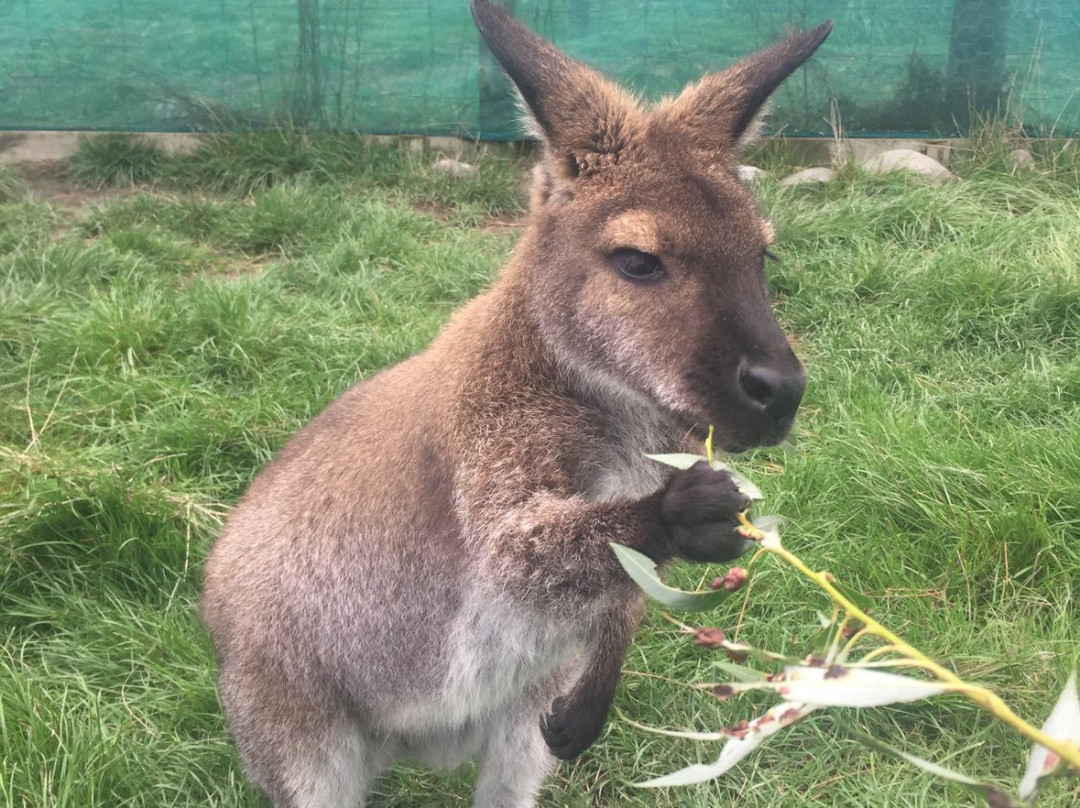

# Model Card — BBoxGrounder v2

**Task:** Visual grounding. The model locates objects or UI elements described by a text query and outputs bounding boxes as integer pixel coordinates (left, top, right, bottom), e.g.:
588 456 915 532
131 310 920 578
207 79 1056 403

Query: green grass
65 134 167 188
1 132 1078 807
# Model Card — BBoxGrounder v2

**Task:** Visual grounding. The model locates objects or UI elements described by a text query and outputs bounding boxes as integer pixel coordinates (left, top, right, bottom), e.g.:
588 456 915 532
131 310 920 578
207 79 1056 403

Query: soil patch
13 161 153 239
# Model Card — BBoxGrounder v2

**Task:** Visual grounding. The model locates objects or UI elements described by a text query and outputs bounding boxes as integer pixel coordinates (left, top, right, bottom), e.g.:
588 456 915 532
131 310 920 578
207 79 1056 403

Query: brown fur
202 4 831 806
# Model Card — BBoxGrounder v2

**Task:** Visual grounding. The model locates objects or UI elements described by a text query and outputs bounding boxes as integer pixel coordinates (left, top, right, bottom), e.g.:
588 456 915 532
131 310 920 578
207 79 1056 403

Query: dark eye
611 248 665 283
764 249 781 264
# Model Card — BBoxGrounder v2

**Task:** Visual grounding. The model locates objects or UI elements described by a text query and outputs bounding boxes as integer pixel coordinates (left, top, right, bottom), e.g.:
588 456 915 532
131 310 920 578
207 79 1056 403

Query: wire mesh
0 0 1075 138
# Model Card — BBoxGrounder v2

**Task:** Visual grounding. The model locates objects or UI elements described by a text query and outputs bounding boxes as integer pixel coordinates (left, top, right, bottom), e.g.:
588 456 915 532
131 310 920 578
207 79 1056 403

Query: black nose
737 359 806 421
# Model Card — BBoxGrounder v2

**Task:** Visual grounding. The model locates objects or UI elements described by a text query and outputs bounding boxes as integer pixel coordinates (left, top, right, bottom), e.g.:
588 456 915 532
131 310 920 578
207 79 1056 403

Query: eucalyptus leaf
727 470 763 500
809 621 844 663
751 514 786 531
643 453 765 500
644 453 710 470
830 579 875 614
712 641 802 668
610 543 733 611
1018 669 1080 800
758 525 783 550
779 664 951 707
636 701 819 787
725 664 953 707
622 717 732 742
711 660 770 683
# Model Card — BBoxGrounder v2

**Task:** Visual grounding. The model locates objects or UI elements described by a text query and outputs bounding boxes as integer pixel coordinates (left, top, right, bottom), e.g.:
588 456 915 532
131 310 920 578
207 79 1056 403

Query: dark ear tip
779 19 832 65
805 19 834 48
470 0 506 32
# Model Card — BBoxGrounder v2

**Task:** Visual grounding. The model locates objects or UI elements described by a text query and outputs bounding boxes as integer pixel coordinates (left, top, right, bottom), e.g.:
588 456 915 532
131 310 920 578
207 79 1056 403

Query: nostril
737 361 805 420
738 365 774 406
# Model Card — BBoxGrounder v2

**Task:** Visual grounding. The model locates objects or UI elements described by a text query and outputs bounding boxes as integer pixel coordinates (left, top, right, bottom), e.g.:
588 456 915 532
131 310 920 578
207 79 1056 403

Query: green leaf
727 470 763 500
752 514 786 531
712 660 770 683
610 543 734 611
844 725 1024 808
809 621 844 662
830 579 875 614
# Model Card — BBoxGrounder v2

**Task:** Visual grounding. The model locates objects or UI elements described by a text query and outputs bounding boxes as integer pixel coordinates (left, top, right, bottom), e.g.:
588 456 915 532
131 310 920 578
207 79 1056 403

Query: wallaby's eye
611 248 665 283
764 249 781 264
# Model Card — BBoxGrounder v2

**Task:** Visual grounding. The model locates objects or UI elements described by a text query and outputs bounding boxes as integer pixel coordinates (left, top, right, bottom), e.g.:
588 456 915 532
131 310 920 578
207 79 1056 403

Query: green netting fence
2 0 1077 138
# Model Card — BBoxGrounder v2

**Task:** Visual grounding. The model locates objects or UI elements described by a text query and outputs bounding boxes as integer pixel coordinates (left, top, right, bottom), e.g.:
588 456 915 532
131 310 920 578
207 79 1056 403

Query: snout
736 357 806 424
718 353 804 449
692 350 804 452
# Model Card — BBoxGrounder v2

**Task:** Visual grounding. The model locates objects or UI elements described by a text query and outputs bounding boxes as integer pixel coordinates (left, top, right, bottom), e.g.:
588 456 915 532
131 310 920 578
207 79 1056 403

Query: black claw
540 697 606 760
661 461 755 562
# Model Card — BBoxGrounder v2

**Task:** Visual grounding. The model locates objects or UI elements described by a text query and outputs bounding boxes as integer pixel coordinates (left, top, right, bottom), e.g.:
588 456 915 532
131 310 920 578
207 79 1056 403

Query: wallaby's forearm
476 490 673 605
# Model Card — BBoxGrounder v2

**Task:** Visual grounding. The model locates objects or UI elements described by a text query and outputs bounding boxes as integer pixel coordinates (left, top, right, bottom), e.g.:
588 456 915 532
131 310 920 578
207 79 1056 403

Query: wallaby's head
472 0 830 452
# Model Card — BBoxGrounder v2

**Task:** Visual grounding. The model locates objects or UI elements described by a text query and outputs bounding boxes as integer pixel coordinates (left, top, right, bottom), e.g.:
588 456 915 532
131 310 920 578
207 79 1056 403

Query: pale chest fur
385 586 586 748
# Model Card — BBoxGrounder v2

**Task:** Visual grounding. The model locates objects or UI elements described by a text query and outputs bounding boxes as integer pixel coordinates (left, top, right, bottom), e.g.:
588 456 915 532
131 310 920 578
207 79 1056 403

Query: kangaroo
201 2 831 806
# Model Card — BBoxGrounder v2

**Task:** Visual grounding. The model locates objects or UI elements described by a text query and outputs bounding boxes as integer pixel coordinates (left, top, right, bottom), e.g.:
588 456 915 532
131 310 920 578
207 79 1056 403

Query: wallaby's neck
445 227 684 461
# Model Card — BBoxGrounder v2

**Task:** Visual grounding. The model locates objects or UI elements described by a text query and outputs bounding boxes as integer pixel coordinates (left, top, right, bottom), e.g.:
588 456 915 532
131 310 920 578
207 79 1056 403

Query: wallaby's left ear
659 20 833 154
471 0 641 177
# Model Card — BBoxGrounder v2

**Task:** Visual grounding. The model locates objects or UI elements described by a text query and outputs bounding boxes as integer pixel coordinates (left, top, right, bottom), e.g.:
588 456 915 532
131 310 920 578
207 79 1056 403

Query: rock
432 158 477 179
1007 148 1035 170
736 164 767 185
860 149 955 183
779 166 835 186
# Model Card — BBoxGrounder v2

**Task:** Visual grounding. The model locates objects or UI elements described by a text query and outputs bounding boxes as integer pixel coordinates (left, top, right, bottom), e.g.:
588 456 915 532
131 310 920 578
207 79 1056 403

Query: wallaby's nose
737 359 806 422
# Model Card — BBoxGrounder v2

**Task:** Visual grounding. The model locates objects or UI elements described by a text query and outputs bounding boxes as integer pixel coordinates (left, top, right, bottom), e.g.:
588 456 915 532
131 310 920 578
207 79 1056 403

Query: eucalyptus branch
613 443 1080 801
755 538 1080 771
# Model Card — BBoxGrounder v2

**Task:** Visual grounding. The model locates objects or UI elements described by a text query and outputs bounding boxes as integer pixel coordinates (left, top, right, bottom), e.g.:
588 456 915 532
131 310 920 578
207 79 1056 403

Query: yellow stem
856 644 902 665
762 543 1080 770
840 626 873 659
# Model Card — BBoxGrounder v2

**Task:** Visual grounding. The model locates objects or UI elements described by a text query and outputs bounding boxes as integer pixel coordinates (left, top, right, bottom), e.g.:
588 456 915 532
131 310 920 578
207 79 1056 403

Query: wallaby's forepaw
661 460 752 563
540 694 607 760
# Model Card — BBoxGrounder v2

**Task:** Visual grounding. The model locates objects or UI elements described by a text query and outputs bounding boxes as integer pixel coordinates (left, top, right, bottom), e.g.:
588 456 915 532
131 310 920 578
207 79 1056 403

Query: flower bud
711 684 735 701
722 566 748 592
694 627 725 649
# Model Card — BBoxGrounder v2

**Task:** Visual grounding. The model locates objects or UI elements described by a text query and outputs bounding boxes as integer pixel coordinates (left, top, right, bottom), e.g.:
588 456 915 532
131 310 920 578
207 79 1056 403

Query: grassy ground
1 132 1078 807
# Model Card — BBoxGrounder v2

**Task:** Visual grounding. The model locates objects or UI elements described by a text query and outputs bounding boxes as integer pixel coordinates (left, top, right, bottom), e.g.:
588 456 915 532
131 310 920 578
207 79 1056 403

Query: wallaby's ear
471 0 641 177
659 20 833 155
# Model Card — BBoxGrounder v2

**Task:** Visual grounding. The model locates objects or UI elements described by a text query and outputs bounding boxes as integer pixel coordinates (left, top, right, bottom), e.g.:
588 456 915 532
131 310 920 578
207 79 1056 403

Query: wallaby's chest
388 586 589 733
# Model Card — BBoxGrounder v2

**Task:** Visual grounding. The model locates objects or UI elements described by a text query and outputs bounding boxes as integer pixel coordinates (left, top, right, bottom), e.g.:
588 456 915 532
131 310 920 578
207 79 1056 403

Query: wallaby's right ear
471 0 641 179
658 21 833 156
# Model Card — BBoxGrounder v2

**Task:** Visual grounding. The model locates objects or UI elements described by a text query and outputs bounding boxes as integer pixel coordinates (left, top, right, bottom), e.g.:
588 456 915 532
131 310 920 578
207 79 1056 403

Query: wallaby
201 2 831 806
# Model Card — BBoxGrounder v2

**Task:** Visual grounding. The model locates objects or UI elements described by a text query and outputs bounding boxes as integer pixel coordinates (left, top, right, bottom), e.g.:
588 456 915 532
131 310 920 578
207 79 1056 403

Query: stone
1007 148 1036 170
736 164 767 185
432 158 477 179
779 166 836 186
860 149 955 183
